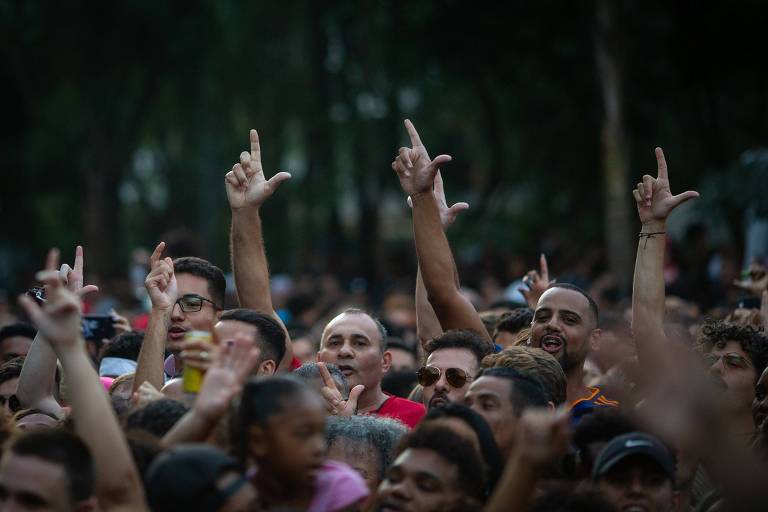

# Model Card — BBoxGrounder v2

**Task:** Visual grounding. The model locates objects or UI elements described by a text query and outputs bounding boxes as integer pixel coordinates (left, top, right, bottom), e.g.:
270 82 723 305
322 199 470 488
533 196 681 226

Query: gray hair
293 362 349 397
326 415 408 480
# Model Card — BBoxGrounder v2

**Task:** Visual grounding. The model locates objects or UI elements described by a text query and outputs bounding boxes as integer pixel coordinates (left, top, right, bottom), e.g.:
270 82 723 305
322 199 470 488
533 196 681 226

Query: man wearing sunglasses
133 246 227 392
419 330 492 410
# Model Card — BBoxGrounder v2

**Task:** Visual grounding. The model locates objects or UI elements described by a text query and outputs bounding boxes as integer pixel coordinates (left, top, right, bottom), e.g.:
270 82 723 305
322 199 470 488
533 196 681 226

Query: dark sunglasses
417 366 472 388
174 294 220 313
703 352 752 370
0 394 21 413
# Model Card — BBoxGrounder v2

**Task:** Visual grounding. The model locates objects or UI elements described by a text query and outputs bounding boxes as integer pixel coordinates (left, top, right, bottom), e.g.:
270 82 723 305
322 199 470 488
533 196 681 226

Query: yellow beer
182 330 213 394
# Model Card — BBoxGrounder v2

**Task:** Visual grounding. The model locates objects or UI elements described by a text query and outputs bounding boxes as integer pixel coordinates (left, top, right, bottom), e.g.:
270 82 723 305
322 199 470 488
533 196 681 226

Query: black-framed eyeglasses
417 365 472 388
174 294 220 313
703 352 752 371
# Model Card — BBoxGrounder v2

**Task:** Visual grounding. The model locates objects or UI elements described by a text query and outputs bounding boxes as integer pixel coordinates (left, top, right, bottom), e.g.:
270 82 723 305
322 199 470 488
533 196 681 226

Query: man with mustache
317 308 425 427
419 330 491 410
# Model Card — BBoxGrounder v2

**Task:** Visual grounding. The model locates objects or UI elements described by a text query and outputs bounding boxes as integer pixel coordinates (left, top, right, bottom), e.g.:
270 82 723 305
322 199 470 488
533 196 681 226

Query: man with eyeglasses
133 245 227 392
419 330 492 410
698 319 768 438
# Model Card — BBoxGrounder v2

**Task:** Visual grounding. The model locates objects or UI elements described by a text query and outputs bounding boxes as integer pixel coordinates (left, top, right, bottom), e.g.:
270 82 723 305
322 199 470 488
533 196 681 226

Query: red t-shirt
370 395 425 428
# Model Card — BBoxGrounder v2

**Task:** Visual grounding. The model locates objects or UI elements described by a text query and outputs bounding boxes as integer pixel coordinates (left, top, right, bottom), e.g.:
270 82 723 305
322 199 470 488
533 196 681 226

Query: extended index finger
404 119 423 148
73 245 84 274
250 129 263 172
540 254 549 280
45 248 60 272
655 147 668 180
317 362 338 391
150 242 165 266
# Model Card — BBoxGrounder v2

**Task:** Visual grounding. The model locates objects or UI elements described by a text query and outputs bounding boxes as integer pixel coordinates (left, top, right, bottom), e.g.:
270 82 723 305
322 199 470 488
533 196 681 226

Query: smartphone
82 315 116 341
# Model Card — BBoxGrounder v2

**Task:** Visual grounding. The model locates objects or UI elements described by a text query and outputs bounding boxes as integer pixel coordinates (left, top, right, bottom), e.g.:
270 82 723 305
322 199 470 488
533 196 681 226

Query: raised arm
132 242 177 392
631 148 698 365
163 334 260 447
415 171 468 346
17 246 98 417
392 120 488 339
20 249 146 511
226 129 294 371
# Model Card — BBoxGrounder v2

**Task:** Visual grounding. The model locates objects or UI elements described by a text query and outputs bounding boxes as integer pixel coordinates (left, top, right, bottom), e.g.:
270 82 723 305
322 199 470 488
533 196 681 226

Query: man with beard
317 309 425 427
528 283 618 411
419 330 491 410
391 121 615 412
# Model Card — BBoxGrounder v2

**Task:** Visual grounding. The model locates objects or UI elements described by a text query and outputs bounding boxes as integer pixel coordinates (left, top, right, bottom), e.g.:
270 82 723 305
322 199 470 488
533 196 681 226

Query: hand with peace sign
392 119 453 198
318 362 365 417
633 148 699 226
144 241 177 311
520 254 555 309
225 129 292 210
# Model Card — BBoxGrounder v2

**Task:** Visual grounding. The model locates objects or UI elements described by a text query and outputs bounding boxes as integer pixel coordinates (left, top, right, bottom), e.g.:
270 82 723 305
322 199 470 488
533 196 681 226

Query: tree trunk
594 0 633 294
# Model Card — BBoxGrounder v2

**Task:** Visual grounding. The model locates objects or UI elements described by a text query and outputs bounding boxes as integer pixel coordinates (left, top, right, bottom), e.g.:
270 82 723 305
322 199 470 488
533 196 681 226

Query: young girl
236 375 369 511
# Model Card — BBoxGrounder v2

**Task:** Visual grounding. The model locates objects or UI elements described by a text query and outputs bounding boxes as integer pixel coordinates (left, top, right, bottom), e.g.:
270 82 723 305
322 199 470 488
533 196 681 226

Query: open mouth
168 326 187 341
540 334 564 354
622 505 649 512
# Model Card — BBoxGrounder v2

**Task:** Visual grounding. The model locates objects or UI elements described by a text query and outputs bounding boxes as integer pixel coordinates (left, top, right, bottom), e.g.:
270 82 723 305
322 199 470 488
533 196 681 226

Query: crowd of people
0 120 767 511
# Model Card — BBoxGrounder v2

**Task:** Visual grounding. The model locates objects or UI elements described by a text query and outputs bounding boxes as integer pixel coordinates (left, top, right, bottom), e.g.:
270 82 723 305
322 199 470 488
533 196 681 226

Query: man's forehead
426 347 476 370
468 375 510 398
215 319 257 338
537 287 590 315
395 448 455 481
324 313 379 339
176 272 212 296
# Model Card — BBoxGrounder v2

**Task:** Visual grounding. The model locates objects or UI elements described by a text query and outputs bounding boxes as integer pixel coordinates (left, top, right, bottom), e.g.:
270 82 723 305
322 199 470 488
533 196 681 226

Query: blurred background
1 0 767 324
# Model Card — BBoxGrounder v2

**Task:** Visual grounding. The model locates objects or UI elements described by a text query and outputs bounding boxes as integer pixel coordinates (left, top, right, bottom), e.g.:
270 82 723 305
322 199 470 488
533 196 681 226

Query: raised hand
633 147 699 226
194 334 260 423
144 242 178 311
58 245 99 299
513 407 571 467
519 254 555 309
19 249 83 349
733 263 768 296
318 362 364 417
225 129 292 210
392 119 452 197
131 381 163 409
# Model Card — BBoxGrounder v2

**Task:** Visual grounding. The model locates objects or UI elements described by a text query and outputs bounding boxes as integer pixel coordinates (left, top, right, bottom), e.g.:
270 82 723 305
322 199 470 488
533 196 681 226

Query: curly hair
395 424 486 502
482 346 566 405
698 319 768 378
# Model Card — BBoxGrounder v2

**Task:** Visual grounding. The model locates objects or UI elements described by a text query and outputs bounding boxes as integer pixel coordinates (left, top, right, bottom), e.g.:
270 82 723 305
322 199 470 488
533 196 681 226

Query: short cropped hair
6 429 95 503
0 357 24 387
494 308 534 340
0 323 36 345
698 319 768 379
476 367 548 414
548 283 599 325
219 309 286 364
424 330 493 368
101 331 144 362
482 346 567 405
124 399 190 437
395 425 486 502
326 415 407 480
293 362 349 396
173 256 226 306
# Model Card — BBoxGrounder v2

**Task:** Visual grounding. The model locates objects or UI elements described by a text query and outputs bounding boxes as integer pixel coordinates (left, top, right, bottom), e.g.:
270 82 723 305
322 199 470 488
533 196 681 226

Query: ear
258 359 276 376
248 425 269 458
546 401 556 411
589 328 602 352
382 350 392 373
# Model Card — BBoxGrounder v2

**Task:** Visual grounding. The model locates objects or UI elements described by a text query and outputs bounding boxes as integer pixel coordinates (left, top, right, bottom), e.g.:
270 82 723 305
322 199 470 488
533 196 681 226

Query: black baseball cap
591 432 676 481
145 444 249 512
